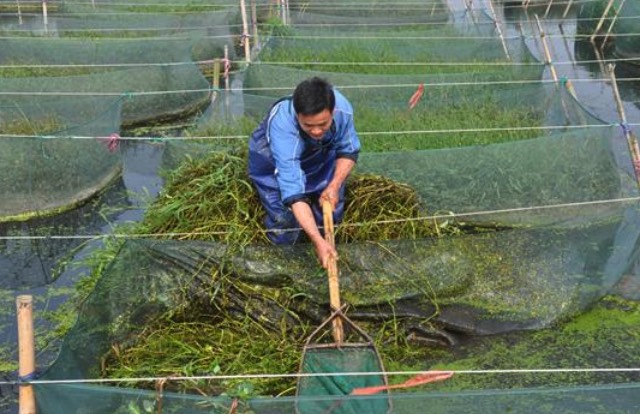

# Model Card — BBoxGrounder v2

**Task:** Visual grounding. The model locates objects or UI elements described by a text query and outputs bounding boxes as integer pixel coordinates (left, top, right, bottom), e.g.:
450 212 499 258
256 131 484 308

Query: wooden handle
322 200 344 344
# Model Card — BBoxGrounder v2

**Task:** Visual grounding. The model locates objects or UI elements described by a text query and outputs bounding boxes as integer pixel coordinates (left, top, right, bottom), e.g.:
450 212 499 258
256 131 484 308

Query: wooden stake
240 0 251 63
41 0 48 33
544 0 554 18
535 14 558 83
16 0 23 25
590 0 616 43
487 0 511 61
250 0 260 51
602 0 626 49
212 59 220 105
561 0 573 20
16 295 36 414
608 64 640 187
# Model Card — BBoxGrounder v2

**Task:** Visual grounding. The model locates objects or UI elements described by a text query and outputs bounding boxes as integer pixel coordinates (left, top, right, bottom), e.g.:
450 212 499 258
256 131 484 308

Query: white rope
1 75 638 97
3 367 640 386
1 196 638 241
3 122 635 141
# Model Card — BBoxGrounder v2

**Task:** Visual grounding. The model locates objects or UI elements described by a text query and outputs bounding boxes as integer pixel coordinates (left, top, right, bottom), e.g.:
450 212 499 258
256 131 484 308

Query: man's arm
320 157 356 209
291 201 336 268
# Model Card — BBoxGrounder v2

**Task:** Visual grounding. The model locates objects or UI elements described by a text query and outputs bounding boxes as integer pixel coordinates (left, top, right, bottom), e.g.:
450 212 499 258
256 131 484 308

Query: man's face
297 109 333 140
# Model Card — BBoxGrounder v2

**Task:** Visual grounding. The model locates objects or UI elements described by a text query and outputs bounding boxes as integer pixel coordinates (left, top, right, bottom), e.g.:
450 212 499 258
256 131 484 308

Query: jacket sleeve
334 102 361 162
268 108 307 205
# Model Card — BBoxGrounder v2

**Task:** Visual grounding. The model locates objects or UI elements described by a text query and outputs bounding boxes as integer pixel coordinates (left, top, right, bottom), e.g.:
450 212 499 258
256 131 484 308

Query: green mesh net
0 95 122 218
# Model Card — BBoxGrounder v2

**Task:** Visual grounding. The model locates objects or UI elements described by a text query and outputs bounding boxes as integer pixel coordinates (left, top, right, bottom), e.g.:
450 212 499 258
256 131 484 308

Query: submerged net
2 0 640 412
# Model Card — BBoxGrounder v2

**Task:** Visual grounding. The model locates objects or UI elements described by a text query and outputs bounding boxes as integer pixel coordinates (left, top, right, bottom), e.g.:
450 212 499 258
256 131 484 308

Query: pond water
1 1 640 412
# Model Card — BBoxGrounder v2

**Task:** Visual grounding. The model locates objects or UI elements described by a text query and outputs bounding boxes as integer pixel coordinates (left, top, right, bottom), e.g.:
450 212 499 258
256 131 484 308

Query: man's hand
320 184 340 210
313 237 338 269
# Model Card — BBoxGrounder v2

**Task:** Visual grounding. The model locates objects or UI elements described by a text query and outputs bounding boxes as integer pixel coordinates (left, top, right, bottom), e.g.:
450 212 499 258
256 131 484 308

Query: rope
2 367 640 386
1 75 639 97
2 122 635 141
0 196 637 241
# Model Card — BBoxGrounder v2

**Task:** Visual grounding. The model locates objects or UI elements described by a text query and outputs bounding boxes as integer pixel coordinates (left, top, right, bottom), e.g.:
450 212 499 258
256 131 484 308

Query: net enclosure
2 0 640 413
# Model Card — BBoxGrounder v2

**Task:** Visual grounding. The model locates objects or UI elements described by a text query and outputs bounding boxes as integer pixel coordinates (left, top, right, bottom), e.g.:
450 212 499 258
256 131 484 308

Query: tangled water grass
138 147 446 248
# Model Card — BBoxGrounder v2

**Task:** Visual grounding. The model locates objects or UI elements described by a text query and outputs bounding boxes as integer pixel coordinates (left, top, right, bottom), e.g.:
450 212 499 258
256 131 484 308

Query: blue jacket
248 89 360 206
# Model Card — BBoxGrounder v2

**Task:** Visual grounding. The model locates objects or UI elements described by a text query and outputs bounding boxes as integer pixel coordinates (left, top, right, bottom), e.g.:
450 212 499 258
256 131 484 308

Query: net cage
2 0 640 412
0 94 123 219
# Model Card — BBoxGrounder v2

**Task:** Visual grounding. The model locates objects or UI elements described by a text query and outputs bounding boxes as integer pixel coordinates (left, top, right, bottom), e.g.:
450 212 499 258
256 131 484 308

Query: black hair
292 77 335 116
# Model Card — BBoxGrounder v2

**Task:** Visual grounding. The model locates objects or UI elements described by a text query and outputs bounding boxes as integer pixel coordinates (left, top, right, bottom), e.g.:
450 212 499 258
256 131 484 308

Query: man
248 77 361 269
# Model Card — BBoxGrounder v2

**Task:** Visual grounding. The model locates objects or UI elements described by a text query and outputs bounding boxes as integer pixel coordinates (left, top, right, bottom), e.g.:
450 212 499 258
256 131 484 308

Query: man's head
293 77 335 140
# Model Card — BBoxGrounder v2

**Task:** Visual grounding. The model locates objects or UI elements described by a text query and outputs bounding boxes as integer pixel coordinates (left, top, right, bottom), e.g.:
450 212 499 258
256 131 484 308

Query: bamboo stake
239 0 251 63
590 0 616 43
223 45 230 113
250 0 260 51
608 64 640 187
487 0 511 61
544 0 554 18
602 0 625 49
16 0 23 25
41 0 48 33
212 59 220 105
561 0 573 20
463 0 477 24
16 295 36 414
280 0 287 25
535 14 558 83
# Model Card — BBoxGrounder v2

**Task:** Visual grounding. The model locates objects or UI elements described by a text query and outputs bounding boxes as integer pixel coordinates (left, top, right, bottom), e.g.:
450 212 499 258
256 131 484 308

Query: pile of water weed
139 147 451 248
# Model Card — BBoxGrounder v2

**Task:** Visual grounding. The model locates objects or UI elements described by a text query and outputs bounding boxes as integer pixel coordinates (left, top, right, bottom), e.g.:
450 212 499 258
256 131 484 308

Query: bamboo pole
608 64 640 187
602 0 625 49
41 0 48 33
212 59 220 105
223 45 230 113
544 0 554 18
240 0 251 63
487 0 511 61
561 0 573 20
280 0 287 25
16 295 36 414
250 0 260 51
16 0 23 25
535 14 558 83
590 0 616 43
463 0 477 24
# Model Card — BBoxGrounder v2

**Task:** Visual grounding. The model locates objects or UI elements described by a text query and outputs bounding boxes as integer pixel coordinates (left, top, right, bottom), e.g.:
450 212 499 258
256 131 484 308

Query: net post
561 0 573 20
16 0 23 25
487 0 511 61
240 0 251 63
534 14 558 83
211 59 221 105
602 0 626 49
16 295 36 414
41 0 48 33
543 0 554 19
250 0 260 51
607 64 640 187
590 0 615 44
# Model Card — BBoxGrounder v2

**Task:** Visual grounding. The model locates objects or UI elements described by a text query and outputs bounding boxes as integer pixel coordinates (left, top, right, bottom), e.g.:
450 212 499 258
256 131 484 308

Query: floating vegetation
0 116 65 136
139 147 449 249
